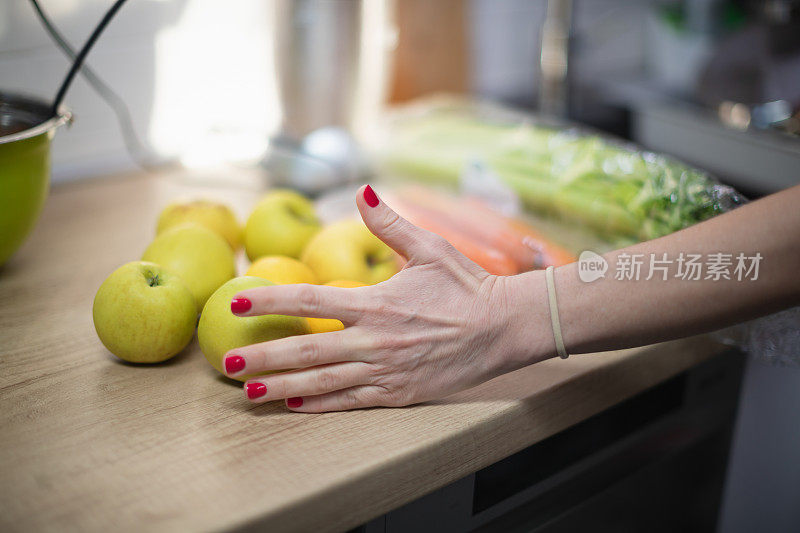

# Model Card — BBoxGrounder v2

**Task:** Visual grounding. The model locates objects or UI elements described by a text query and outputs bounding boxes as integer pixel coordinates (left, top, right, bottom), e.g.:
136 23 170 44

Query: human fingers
222 329 371 377
231 283 371 324
243 362 372 404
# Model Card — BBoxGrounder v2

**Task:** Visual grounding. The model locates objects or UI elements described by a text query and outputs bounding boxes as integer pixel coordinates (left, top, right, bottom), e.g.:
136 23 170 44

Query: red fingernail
287 397 303 408
231 297 251 314
363 185 379 207
224 355 246 375
246 382 267 400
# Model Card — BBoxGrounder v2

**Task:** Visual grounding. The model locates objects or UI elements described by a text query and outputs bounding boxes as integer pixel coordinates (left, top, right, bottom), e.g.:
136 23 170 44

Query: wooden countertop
0 168 725 532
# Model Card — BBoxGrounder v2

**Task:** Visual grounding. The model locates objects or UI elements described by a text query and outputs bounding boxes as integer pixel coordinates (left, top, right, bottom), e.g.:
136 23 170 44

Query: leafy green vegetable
378 110 743 243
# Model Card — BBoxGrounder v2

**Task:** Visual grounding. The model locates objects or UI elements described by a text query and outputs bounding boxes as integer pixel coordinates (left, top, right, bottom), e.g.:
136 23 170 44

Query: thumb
356 184 447 263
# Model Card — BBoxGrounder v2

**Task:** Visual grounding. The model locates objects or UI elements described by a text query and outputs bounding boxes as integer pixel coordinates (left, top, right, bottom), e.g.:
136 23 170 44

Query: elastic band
545 266 569 359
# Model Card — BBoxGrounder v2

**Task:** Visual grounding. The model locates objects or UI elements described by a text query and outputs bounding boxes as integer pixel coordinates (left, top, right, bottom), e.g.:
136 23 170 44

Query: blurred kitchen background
2 0 799 193
1 0 798 531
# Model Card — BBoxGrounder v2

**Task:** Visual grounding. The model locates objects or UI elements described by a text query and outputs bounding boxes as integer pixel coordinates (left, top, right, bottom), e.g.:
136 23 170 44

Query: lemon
306 279 367 334
246 255 318 285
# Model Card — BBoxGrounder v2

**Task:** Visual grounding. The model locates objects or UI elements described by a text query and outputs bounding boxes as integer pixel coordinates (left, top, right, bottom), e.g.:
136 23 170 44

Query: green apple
198 276 310 381
244 189 321 260
301 219 398 285
92 261 196 363
142 225 236 313
156 199 242 251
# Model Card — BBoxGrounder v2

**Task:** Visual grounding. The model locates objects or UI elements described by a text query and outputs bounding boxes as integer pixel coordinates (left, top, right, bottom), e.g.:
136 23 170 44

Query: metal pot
0 92 71 267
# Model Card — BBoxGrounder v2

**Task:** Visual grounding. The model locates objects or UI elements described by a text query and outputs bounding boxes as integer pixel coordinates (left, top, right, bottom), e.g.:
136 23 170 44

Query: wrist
493 271 558 371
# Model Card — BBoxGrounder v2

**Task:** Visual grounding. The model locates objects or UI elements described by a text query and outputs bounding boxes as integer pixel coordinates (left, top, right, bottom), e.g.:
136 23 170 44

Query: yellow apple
156 199 242 251
245 255 318 285
93 261 196 363
301 219 398 284
198 276 310 381
142 225 236 313
306 279 367 334
244 189 321 260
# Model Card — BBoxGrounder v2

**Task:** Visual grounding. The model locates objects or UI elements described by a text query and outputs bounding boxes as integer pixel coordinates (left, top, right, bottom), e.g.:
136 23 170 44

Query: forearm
508 185 800 362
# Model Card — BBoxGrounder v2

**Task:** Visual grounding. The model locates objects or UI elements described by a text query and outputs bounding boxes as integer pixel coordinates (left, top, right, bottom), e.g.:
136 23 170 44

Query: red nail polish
246 382 267 400
231 297 251 314
225 355 246 374
287 397 303 408
363 185 379 207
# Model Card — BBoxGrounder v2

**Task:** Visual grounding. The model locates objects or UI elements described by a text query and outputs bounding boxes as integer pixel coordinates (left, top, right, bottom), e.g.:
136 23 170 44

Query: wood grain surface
0 168 725 532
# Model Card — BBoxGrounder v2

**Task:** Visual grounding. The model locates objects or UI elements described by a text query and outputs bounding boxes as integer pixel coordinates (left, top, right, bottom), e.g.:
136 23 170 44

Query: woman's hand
223 185 553 412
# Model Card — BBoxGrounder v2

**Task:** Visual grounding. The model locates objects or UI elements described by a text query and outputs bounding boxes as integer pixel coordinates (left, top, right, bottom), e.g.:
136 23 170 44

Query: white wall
0 0 280 182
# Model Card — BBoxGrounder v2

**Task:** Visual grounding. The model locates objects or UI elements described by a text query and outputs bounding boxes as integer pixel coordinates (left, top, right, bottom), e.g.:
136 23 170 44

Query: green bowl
0 92 71 267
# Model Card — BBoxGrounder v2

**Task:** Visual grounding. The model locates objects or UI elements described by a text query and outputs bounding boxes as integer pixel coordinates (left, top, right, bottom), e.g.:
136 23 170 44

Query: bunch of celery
379 112 742 242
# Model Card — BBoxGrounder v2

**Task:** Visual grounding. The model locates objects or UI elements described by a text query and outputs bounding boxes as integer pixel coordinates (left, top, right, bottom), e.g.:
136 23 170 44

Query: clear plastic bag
715 308 800 367
375 96 747 245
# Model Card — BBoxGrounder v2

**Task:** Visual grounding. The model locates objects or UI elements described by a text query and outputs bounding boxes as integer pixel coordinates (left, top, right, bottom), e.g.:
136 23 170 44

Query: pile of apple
92 189 399 380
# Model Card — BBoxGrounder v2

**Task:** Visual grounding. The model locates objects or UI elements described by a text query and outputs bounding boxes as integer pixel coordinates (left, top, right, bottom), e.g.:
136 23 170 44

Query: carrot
505 217 576 267
395 186 576 269
389 197 520 275
393 187 536 270
463 197 576 267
